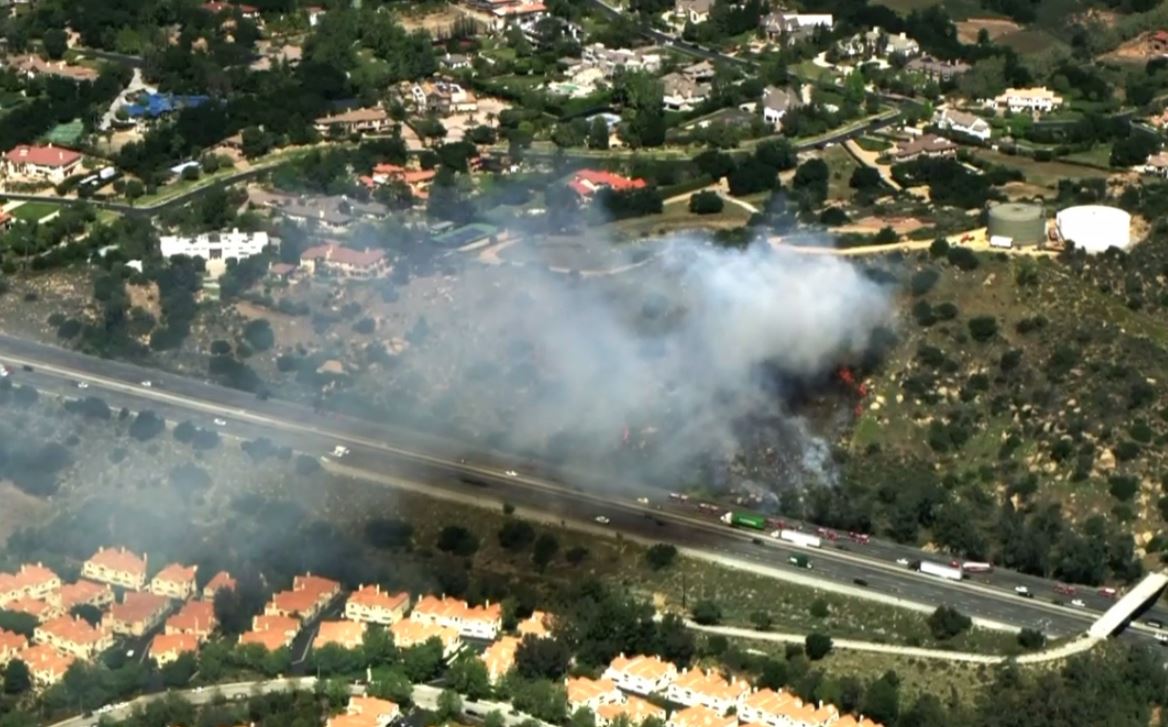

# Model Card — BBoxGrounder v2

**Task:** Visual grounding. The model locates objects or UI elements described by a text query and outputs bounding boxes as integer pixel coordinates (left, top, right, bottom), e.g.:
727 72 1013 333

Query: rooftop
38 616 108 647
5 144 82 169
107 591 169 625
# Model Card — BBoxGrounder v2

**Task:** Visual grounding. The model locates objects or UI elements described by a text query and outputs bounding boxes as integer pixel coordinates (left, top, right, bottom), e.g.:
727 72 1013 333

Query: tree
437 525 479 556
532 533 559 570
809 599 829 618
1110 132 1159 168
695 150 735 180
645 543 678 570
403 638 446 682
437 688 463 720
243 318 275 351
160 651 197 688
968 315 999 342
369 667 414 704
927 605 972 640
1017 628 1046 650
365 519 414 550
727 158 776 196
129 410 165 441
860 673 900 725
42 29 67 60
750 610 773 631
516 636 571 680
499 520 536 551
448 656 492 700
587 117 610 150
3 659 30 694
849 166 883 191
804 633 833 660
754 139 798 171
689 190 725 215
484 711 506 727
690 600 722 625
792 159 830 207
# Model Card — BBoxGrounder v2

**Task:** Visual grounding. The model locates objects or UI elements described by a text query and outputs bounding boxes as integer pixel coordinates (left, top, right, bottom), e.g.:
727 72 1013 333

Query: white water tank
1055 205 1131 254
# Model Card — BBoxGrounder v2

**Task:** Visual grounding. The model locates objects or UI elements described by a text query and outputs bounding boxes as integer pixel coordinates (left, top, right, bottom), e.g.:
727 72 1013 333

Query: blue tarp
123 93 211 119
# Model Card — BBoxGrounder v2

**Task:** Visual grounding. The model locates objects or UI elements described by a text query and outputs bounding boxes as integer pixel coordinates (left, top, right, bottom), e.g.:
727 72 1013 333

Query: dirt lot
395 6 469 36
955 17 1023 44
837 215 926 235
1102 31 1157 64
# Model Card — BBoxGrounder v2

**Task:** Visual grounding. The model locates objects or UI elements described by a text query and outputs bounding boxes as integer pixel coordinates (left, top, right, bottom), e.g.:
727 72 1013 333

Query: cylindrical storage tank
1055 205 1131 254
987 202 1045 247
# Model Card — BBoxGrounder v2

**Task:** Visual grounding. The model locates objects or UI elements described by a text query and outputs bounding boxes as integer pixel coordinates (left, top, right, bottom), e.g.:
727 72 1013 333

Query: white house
603 653 677 695
933 108 992 141
985 87 1063 114
665 668 750 715
159 229 271 278
675 0 714 24
758 86 798 128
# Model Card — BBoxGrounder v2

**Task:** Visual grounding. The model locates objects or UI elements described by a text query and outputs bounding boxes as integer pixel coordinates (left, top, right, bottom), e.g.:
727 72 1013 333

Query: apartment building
150 563 199 600
0 563 61 606
666 668 751 714
54 580 114 612
566 676 624 712
315 620 368 650
345 585 411 625
389 617 462 658
480 635 520 684
81 546 148 591
202 571 237 600
104 591 171 637
165 600 217 640
596 696 666 727
34 616 113 660
19 644 75 688
603 653 678 695
411 595 503 640
149 632 200 666
265 573 341 622
668 705 736 727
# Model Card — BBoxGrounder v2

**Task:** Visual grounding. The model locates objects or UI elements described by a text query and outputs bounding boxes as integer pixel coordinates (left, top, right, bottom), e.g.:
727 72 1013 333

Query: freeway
0 334 1164 646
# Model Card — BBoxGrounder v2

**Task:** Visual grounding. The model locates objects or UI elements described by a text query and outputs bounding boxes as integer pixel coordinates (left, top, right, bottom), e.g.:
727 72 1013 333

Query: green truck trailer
720 511 767 530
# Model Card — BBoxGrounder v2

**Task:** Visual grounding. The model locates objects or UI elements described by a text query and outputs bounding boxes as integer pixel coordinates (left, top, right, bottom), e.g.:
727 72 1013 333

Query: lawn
822 145 860 202
609 195 754 239
972 149 1111 191
9 202 59 222
1059 144 1113 169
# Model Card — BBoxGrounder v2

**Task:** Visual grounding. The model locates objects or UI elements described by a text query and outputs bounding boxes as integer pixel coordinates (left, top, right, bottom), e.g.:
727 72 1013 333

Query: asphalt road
0 334 1164 647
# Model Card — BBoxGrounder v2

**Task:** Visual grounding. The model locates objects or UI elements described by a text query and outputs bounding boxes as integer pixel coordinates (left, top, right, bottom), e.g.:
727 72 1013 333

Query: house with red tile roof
165 600 217 640
0 628 28 665
326 695 400 727
566 675 623 711
81 547 147 591
315 619 367 650
3 144 83 183
299 243 390 279
239 628 293 652
149 632 200 666
19 644 75 687
517 610 552 639
603 653 677 695
54 580 114 611
480 635 520 684
202 1 260 17
835 715 884 727
738 688 841 727
411 595 503 640
34 616 113 659
668 705 736 727
239 613 300 651
389 617 461 658
666 668 750 714
202 570 237 600
0 563 60 606
596 695 666 727
345 585 410 625
568 169 647 200
104 591 171 637
150 563 198 600
265 573 340 623
5 597 59 621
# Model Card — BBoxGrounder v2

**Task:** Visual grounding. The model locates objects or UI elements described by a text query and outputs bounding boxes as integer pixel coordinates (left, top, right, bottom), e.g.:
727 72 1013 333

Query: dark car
853 578 869 587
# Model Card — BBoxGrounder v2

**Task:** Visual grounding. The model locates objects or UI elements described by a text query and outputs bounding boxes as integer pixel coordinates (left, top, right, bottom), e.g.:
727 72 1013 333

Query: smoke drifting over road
394 236 895 486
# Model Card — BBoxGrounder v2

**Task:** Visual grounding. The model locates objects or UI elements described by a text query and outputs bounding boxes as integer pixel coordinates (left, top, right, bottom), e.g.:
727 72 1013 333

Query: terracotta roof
56 580 112 610
0 563 59 597
8 597 55 619
315 619 367 649
150 632 199 659
671 668 750 703
253 613 300 636
268 588 324 617
85 547 147 577
481 635 520 679
293 574 340 597
571 169 647 196
316 107 389 125
517 610 551 638
389 617 459 648
166 600 216 635
107 591 169 626
152 563 197 588
348 585 410 611
38 616 107 647
835 715 884 727
203 570 237 596
413 594 502 625
597 696 666 724
19 643 74 679
0 628 28 653
5 144 82 168
669 705 735 727
607 653 675 681
567 676 619 706
347 695 399 720
239 628 291 651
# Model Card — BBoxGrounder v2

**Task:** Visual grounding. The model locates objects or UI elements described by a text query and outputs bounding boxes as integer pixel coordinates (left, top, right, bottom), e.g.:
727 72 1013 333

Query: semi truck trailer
720 512 767 531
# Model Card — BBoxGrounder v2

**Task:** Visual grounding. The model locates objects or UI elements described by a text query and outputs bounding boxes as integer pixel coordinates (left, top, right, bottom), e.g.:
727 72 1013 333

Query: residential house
566 676 623 712
159 229 272 278
81 547 147 591
6 597 59 620
149 563 199 600
440 53 472 72
763 13 833 43
314 107 392 135
986 87 1064 114
3 144 82 184
580 43 663 76
603 653 677 695
345 585 411 625
367 163 437 200
675 0 714 24
54 581 114 612
240 613 301 651
18 644 75 688
891 133 957 162
596 696 665 727
488 1 547 31
165 600 217 640
202 571 237 600
202 2 260 19
516 611 551 638
667 705 736 727
315 620 368 650
299 242 390 279
567 169 647 200
149 632 200 666
758 86 799 128
411 81 478 115
665 668 750 714
835 715 885 727
1148 29 1168 56
1142 151 1168 177
104 591 171 637
838 28 919 59
411 594 503 640
480 635 520 684
389 617 462 657
682 60 716 83
662 72 710 112
738 688 841 727
327 695 401 727
35 616 113 660
6 55 99 82
0 629 28 665
934 108 992 141
905 55 970 81
265 573 341 622
0 563 61 606
239 628 294 652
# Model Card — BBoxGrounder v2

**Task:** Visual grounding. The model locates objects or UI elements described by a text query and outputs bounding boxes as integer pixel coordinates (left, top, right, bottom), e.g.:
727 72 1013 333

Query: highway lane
1 335 1165 644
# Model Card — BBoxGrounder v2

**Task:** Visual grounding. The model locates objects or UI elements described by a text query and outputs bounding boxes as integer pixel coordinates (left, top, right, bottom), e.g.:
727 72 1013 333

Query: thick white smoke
393 235 894 485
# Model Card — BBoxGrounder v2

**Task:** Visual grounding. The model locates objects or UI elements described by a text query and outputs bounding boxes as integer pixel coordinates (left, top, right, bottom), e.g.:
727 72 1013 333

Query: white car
1014 585 1031 595
896 557 910 566
213 418 227 427
140 380 152 388
594 515 611 525
1070 599 1086 608
332 445 350 457
0 365 9 377
636 497 649 505
504 469 518 477
76 381 89 389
